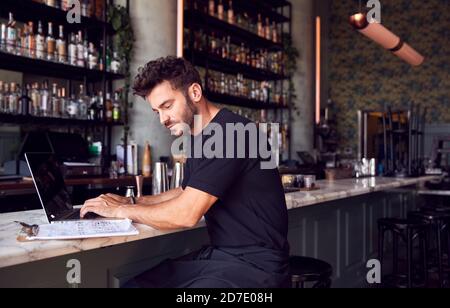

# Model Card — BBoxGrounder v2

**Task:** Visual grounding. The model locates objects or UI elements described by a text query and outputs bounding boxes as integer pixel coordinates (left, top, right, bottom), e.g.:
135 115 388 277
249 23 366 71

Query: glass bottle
46 22 56 61
111 52 121 74
40 80 50 117
56 25 67 63
113 92 121 122
51 83 60 118
77 84 88 119
36 21 46 60
105 92 113 122
6 13 17 54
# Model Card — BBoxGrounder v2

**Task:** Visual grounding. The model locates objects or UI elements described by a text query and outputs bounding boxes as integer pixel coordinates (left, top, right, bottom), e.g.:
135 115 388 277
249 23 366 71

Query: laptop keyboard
65 209 100 220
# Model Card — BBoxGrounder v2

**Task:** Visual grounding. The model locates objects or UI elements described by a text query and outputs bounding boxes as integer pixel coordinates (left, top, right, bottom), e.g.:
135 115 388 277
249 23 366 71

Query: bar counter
0 176 440 287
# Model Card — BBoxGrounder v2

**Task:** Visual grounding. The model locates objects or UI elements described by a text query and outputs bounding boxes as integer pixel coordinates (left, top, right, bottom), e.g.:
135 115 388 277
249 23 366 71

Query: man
81 56 290 288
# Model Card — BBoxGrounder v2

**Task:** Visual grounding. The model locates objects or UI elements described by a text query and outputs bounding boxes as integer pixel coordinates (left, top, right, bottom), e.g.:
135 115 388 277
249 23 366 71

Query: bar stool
378 218 429 288
408 210 450 288
289 256 333 288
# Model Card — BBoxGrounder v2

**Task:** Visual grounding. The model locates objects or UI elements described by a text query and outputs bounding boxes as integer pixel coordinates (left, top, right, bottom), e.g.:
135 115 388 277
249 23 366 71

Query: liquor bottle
78 84 88 119
83 31 89 67
105 92 113 122
9 83 19 115
36 21 46 59
265 18 271 40
113 92 121 122
56 25 67 63
30 83 41 116
3 83 10 114
51 83 60 117
15 28 22 56
27 22 36 59
88 42 98 70
272 22 278 43
47 22 56 61
210 32 217 55
227 0 234 24
6 13 17 54
59 87 68 118
217 0 224 20
208 0 215 16
40 80 50 117
111 52 121 73
20 25 28 57
0 24 6 51
97 91 104 120
19 84 32 116
76 31 85 67
257 15 263 37
68 33 77 66
87 95 98 120
67 94 78 119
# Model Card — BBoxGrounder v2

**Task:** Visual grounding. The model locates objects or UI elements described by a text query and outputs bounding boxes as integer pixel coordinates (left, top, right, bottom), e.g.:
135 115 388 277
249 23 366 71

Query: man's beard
181 95 197 128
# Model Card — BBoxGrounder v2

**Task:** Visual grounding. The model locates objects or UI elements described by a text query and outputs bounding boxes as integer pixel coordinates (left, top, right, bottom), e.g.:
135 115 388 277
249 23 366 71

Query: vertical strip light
315 16 321 125
177 0 184 58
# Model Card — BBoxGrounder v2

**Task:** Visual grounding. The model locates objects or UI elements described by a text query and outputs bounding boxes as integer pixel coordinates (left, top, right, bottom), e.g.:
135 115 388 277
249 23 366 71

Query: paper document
26 219 139 241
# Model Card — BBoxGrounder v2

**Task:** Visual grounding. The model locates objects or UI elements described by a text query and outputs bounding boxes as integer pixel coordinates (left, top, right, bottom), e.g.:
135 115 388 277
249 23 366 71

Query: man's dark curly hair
133 56 202 99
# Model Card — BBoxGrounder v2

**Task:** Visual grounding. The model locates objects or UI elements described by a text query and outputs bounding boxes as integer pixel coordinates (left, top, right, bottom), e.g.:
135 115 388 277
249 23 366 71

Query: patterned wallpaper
328 0 450 151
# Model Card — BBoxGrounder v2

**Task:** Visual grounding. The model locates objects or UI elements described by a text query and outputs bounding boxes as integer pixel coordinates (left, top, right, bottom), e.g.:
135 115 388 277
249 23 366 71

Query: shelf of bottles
183 30 285 81
184 0 292 160
0 79 125 126
197 67 288 109
0 2 125 81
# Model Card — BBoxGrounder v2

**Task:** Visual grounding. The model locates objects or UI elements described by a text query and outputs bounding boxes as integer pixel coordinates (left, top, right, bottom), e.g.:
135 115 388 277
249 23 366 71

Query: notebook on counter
17 219 139 241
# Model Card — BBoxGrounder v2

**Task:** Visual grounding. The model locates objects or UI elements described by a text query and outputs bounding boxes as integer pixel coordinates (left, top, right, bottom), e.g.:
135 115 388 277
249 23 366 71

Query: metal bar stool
378 218 429 288
408 210 450 288
289 256 333 288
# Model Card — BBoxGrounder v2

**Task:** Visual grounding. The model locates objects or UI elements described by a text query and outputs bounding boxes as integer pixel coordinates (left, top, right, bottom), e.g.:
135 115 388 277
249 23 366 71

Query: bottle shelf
0 51 125 82
205 91 288 110
0 113 124 127
185 10 284 51
0 0 114 39
185 49 286 81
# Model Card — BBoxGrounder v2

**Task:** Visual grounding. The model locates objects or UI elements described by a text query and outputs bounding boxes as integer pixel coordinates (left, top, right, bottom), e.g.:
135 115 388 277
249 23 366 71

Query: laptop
25 153 99 223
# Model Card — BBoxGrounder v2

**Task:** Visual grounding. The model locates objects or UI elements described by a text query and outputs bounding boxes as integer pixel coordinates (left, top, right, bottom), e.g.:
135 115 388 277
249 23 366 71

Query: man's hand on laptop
80 194 131 219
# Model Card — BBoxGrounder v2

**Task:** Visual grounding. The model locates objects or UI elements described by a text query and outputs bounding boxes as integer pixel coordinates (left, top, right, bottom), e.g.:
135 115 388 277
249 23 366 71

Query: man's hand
80 195 129 219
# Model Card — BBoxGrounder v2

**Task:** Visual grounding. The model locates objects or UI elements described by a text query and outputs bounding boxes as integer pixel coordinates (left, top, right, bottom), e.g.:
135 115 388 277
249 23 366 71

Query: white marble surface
285 176 439 210
0 176 439 269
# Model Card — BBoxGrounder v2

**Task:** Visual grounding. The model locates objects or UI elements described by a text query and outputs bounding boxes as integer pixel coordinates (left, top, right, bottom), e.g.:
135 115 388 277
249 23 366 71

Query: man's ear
188 83 203 103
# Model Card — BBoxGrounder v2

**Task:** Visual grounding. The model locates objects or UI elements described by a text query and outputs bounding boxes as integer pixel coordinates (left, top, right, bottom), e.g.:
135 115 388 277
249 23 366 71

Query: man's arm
100 187 183 206
80 187 217 230
136 187 183 206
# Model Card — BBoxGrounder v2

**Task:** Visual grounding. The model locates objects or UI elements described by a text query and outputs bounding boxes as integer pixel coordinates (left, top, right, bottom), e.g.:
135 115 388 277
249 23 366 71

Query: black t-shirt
182 109 289 254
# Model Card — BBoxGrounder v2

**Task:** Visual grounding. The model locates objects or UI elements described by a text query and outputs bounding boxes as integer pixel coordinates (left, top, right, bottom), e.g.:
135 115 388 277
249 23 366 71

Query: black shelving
0 0 114 40
0 113 124 127
205 91 287 110
185 49 286 81
194 0 290 23
0 51 125 82
185 10 283 51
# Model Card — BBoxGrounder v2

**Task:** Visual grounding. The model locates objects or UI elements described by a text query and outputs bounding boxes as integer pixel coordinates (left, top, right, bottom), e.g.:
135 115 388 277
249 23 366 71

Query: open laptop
25 153 99 223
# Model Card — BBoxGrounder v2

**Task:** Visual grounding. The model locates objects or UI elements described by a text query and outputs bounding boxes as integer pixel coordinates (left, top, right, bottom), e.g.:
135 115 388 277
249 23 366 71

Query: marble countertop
0 176 440 269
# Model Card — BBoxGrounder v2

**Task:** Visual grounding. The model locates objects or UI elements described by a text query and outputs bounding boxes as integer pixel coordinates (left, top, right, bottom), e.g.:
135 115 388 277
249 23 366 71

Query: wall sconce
349 13 424 66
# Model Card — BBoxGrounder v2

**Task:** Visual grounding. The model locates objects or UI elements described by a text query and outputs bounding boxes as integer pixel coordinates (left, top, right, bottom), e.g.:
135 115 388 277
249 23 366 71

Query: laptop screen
25 153 73 222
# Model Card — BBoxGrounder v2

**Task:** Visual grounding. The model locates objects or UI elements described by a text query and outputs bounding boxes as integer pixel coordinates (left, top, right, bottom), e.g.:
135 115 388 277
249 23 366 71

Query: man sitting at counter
80 56 289 288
